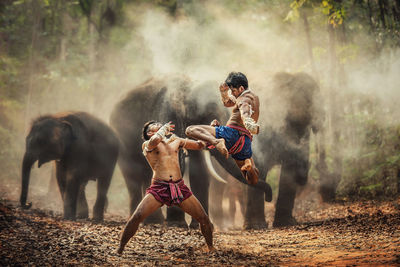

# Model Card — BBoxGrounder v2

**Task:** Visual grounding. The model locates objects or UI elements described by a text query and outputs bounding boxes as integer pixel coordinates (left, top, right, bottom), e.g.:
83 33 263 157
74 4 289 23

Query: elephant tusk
203 150 227 184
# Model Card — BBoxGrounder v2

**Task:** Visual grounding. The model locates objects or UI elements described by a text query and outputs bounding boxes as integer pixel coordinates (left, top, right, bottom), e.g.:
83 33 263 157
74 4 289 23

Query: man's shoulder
167 134 183 144
238 92 255 103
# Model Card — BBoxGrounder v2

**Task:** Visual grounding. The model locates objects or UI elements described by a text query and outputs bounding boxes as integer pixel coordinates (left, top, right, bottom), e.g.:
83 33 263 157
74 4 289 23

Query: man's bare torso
143 137 183 182
226 90 260 127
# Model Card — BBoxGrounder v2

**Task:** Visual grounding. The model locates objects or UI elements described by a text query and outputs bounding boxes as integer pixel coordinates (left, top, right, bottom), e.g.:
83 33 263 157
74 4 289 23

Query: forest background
0 0 399 214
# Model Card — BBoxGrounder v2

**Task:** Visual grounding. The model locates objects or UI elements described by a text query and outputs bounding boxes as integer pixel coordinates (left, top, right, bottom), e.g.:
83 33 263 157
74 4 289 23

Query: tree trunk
24 0 41 133
59 0 67 61
367 0 381 53
319 21 342 202
301 9 318 80
378 0 387 28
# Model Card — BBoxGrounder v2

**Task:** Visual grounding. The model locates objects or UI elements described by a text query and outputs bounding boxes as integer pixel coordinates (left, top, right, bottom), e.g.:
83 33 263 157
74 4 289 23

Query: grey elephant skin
110 76 272 227
110 73 320 229
20 111 119 221
203 72 323 229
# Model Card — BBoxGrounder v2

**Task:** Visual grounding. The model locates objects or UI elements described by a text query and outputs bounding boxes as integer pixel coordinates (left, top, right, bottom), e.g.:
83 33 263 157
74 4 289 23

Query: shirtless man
117 121 214 254
185 72 260 184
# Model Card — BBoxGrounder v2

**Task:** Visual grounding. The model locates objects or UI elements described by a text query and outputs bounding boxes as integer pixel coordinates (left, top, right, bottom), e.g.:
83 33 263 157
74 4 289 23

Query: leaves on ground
1 197 399 266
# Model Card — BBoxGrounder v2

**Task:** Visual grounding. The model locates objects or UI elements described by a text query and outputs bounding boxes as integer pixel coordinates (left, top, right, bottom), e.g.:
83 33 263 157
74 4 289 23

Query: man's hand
219 82 229 92
244 117 259 134
164 121 175 134
220 82 236 107
197 140 207 149
156 121 175 138
210 119 220 127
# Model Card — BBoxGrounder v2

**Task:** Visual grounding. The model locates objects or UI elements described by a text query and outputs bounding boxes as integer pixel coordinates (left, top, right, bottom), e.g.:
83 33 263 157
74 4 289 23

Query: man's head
142 121 162 140
225 72 248 98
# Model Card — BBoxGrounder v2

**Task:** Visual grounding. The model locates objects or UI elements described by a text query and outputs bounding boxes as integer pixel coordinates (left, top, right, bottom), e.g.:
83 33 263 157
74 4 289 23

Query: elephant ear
61 120 77 140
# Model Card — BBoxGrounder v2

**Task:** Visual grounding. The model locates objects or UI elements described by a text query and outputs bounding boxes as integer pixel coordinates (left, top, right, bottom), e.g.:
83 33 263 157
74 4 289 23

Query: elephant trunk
210 150 272 202
20 152 36 209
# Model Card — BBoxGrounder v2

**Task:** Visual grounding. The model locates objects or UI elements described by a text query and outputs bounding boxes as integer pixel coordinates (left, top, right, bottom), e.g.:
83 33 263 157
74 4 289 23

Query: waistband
226 124 253 140
151 178 183 185
151 178 184 203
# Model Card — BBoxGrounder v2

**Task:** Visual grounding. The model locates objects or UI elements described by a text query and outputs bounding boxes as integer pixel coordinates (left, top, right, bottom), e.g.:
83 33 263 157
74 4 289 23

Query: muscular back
226 90 260 127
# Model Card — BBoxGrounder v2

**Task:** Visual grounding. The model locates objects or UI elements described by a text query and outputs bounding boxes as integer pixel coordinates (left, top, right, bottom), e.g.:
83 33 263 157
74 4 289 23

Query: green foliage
0 0 400 201
265 166 281 200
337 97 400 199
285 0 345 26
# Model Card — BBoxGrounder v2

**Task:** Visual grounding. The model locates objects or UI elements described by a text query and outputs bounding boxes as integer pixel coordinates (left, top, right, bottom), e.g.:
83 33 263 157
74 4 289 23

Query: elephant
208 164 247 229
208 72 323 228
20 111 119 221
109 75 272 227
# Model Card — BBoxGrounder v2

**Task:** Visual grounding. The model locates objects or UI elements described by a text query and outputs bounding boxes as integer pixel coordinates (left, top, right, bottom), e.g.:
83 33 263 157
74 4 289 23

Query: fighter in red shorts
117 121 214 254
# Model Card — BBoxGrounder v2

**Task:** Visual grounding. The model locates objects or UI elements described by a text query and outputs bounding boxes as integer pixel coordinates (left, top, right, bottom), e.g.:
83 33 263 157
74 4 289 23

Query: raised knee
185 126 196 137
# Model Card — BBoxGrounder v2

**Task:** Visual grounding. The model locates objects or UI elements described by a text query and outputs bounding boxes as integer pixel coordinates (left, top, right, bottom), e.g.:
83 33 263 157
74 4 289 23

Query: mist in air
3 1 399 224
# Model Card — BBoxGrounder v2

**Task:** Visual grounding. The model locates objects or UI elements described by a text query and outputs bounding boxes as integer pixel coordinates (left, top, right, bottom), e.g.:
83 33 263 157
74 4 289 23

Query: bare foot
244 166 259 185
208 246 216 252
240 158 252 172
215 139 228 158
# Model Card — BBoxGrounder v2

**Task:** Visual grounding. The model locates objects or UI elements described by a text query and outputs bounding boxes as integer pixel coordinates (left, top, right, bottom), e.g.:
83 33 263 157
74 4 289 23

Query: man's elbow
224 102 234 108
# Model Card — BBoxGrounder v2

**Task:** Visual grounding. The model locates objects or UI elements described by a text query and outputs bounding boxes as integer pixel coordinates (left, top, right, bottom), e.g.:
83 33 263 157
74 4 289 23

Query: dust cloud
5 2 399 225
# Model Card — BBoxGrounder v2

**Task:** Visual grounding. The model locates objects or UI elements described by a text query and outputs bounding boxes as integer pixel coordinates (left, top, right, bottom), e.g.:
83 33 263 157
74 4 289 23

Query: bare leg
235 158 259 185
117 194 162 254
179 195 214 251
186 125 228 158
240 158 252 172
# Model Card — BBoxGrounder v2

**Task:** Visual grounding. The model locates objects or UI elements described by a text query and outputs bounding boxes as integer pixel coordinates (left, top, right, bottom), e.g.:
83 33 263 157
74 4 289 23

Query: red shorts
146 179 192 206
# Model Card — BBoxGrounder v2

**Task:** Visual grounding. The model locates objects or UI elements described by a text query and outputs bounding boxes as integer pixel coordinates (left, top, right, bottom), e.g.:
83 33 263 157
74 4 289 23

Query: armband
143 141 152 156
244 117 259 134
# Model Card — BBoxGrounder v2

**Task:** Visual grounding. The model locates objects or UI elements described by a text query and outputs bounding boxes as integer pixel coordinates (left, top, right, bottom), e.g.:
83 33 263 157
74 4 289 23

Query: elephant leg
55 161 67 201
166 206 187 227
294 141 310 186
273 160 298 227
243 167 267 230
209 178 225 229
228 190 236 225
63 173 80 220
76 181 89 219
47 162 60 201
238 186 246 218
187 151 210 229
243 186 267 229
93 173 112 222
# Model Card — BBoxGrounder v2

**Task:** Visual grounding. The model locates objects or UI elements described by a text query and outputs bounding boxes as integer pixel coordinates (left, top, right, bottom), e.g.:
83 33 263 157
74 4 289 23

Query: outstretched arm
180 138 206 151
142 122 174 152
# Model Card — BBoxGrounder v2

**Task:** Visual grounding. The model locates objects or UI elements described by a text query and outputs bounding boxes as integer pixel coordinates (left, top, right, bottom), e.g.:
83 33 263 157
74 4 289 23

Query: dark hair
225 72 248 89
142 120 157 140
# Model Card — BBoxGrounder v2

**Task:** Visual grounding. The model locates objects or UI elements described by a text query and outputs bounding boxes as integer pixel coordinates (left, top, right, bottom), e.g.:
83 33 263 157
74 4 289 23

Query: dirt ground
1 181 400 266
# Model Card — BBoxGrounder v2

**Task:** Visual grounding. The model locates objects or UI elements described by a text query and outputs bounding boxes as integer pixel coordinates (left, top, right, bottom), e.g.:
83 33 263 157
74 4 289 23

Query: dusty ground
1 191 400 266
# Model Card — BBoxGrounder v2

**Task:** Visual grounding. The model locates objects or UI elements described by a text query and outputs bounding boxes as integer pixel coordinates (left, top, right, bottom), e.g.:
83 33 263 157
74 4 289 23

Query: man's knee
129 211 144 224
185 125 197 137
